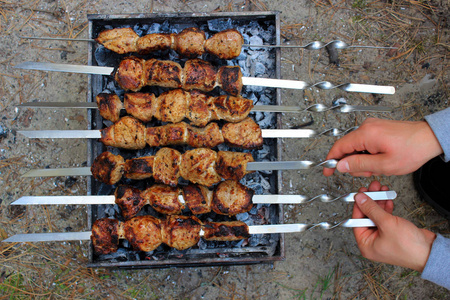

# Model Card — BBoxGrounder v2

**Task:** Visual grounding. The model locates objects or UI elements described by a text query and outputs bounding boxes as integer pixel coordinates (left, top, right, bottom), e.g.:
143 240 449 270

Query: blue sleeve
421 234 450 289
425 107 450 162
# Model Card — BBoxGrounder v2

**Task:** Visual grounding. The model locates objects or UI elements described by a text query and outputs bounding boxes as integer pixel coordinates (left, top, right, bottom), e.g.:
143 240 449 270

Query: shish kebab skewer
12 180 397 219
14 58 396 95
19 27 397 59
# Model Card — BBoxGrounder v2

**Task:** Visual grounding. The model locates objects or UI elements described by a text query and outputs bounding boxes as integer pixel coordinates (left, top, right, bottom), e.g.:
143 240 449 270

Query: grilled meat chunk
212 180 254 216
186 90 213 127
182 184 213 215
187 122 224 148
222 117 263 150
180 148 221 187
96 93 123 123
114 57 145 91
143 184 184 215
216 151 254 181
136 33 172 54
212 95 253 123
124 93 155 123
144 58 183 89
217 66 243 96
204 29 244 60
162 215 202 250
124 156 154 180
154 89 189 123
146 122 188 147
115 185 146 220
123 216 163 252
183 59 217 92
202 221 250 241
95 27 139 54
100 116 146 150
172 27 206 58
91 151 124 185
91 218 120 255
153 148 182 187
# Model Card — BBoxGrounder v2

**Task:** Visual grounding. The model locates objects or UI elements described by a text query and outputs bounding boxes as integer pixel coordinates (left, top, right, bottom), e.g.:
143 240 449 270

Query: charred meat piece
153 148 182 187
186 90 214 127
154 89 189 123
144 58 183 89
143 184 184 215
217 66 243 96
115 185 146 220
212 180 254 216
216 151 254 181
146 122 188 147
181 184 213 215
172 27 206 58
91 218 120 255
123 216 163 252
187 122 224 148
100 116 147 150
183 59 217 92
124 156 154 180
180 148 221 187
222 117 263 150
161 215 202 250
124 93 155 123
136 33 172 54
91 151 124 185
95 27 139 54
202 221 250 241
212 95 253 123
114 57 145 91
96 93 123 123
204 29 244 60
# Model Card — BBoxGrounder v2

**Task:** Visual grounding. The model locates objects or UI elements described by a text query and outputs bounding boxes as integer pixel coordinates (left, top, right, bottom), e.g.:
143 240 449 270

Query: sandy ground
0 0 449 299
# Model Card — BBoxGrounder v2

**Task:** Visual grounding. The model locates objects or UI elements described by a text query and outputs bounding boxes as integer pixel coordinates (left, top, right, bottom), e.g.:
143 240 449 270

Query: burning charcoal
160 20 170 32
94 46 121 67
236 212 249 222
207 18 233 32
260 25 275 43
248 35 263 49
258 113 275 129
146 23 161 34
133 24 148 36
259 175 271 190
248 234 261 247
257 145 270 160
253 62 266 76
98 248 128 261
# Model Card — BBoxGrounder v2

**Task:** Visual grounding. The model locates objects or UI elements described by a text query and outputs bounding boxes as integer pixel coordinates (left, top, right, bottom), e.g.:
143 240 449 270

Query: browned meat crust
216 151 254 181
222 117 263 150
144 58 183 89
181 184 213 215
123 93 155 123
180 148 221 187
96 93 123 123
146 122 188 147
186 90 213 127
136 33 172 54
187 122 224 148
202 221 250 241
154 89 189 123
153 148 182 187
143 184 184 215
91 151 125 185
211 180 254 216
124 156 154 180
212 95 253 123
183 59 217 92
100 116 146 150
114 57 145 91
91 218 120 255
204 29 244 60
95 28 139 54
115 185 146 220
172 28 206 58
217 66 243 96
123 216 163 252
161 215 202 250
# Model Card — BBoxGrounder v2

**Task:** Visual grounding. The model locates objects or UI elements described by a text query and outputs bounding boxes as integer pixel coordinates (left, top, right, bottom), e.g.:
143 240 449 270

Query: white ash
207 18 233 32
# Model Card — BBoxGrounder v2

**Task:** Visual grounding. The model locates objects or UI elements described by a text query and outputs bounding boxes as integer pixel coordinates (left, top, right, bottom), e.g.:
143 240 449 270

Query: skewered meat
124 156 154 180
181 184 212 215
123 92 155 122
99 116 262 150
114 57 242 96
91 151 124 185
202 221 250 241
161 215 202 250
211 180 254 216
96 27 244 59
115 185 146 220
216 151 254 181
179 148 221 187
95 27 139 54
96 93 123 123
204 29 244 60
99 89 254 127
222 117 263 150
172 28 206 58
92 148 254 186
143 184 184 215
123 215 163 252
100 116 146 150
91 216 251 254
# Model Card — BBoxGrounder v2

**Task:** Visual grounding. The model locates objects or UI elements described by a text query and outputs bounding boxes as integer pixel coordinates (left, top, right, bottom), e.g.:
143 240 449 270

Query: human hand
352 181 436 272
323 118 443 177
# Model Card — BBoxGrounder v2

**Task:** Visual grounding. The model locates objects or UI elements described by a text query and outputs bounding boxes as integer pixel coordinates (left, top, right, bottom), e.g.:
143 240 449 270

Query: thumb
336 154 385 174
354 193 390 225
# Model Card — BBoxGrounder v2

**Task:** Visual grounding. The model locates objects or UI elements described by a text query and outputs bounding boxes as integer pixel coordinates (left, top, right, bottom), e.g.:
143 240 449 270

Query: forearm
425 107 450 162
421 234 450 289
